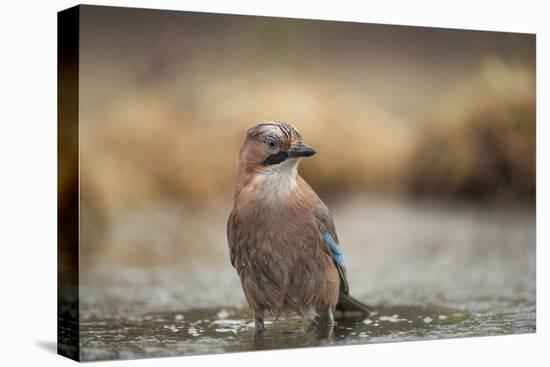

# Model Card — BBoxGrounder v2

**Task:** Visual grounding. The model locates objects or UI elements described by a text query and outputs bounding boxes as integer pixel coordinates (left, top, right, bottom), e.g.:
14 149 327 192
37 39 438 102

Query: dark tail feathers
336 292 374 317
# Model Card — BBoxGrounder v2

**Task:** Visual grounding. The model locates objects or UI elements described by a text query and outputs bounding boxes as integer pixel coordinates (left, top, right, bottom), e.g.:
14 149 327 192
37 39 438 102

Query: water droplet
217 309 230 319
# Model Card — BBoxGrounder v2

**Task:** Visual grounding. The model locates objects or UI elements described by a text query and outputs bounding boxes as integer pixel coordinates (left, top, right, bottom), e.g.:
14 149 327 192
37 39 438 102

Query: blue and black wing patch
321 231 349 294
321 232 345 267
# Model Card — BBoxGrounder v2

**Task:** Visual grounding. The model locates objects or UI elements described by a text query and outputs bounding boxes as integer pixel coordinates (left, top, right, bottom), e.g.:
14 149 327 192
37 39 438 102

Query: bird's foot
254 317 265 334
308 306 335 339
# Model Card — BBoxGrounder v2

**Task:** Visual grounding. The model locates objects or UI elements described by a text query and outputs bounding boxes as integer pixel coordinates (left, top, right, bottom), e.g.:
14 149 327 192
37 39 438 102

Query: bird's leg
315 305 335 327
326 307 335 326
308 305 335 339
254 311 265 334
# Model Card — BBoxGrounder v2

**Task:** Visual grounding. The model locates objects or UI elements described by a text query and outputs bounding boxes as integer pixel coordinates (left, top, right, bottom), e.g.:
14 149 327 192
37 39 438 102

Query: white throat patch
253 158 299 204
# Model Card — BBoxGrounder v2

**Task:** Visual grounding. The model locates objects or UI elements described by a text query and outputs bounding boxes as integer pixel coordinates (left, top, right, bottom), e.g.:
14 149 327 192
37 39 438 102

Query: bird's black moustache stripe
263 151 288 166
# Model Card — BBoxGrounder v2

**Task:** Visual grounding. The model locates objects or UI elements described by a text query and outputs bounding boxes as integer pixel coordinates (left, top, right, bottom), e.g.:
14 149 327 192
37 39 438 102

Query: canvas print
58 5 536 362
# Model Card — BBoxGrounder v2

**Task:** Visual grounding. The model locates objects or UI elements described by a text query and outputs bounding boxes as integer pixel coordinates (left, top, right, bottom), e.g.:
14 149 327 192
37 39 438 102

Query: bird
227 120 372 333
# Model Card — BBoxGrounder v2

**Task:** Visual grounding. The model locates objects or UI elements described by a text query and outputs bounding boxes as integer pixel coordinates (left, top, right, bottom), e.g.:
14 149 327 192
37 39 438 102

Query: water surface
77 198 536 361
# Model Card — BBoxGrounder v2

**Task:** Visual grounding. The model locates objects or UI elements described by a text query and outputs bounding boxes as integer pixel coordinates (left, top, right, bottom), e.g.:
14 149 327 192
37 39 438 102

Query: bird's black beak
287 143 316 158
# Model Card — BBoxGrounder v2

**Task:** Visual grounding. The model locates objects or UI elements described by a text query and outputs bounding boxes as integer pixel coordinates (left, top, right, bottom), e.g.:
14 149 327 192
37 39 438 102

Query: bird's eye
265 137 278 150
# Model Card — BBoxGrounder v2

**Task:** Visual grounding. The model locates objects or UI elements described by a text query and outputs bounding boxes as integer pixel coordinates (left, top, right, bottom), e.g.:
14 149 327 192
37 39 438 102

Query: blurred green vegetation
69 7 535 267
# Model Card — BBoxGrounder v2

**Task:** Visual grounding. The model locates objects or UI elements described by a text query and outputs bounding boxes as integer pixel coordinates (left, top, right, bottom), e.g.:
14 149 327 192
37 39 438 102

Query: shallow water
77 197 536 361
78 303 534 361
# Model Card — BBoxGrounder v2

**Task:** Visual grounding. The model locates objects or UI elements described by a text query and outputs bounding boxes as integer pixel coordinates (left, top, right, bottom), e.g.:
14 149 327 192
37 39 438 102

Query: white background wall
0 0 547 366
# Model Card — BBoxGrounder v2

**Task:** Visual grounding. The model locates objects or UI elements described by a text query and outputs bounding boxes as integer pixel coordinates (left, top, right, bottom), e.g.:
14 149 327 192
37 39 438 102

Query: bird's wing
314 203 350 294
227 209 238 268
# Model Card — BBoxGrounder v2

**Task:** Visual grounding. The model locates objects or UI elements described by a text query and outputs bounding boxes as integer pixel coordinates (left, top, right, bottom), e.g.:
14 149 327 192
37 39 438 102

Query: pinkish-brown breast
227 175 339 318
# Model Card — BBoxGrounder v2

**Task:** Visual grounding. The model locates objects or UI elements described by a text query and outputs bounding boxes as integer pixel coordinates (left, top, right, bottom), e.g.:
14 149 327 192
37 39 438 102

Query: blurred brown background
65 6 535 272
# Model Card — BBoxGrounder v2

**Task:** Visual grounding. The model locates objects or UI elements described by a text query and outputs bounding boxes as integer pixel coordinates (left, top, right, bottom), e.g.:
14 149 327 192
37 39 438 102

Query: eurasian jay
227 121 372 332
